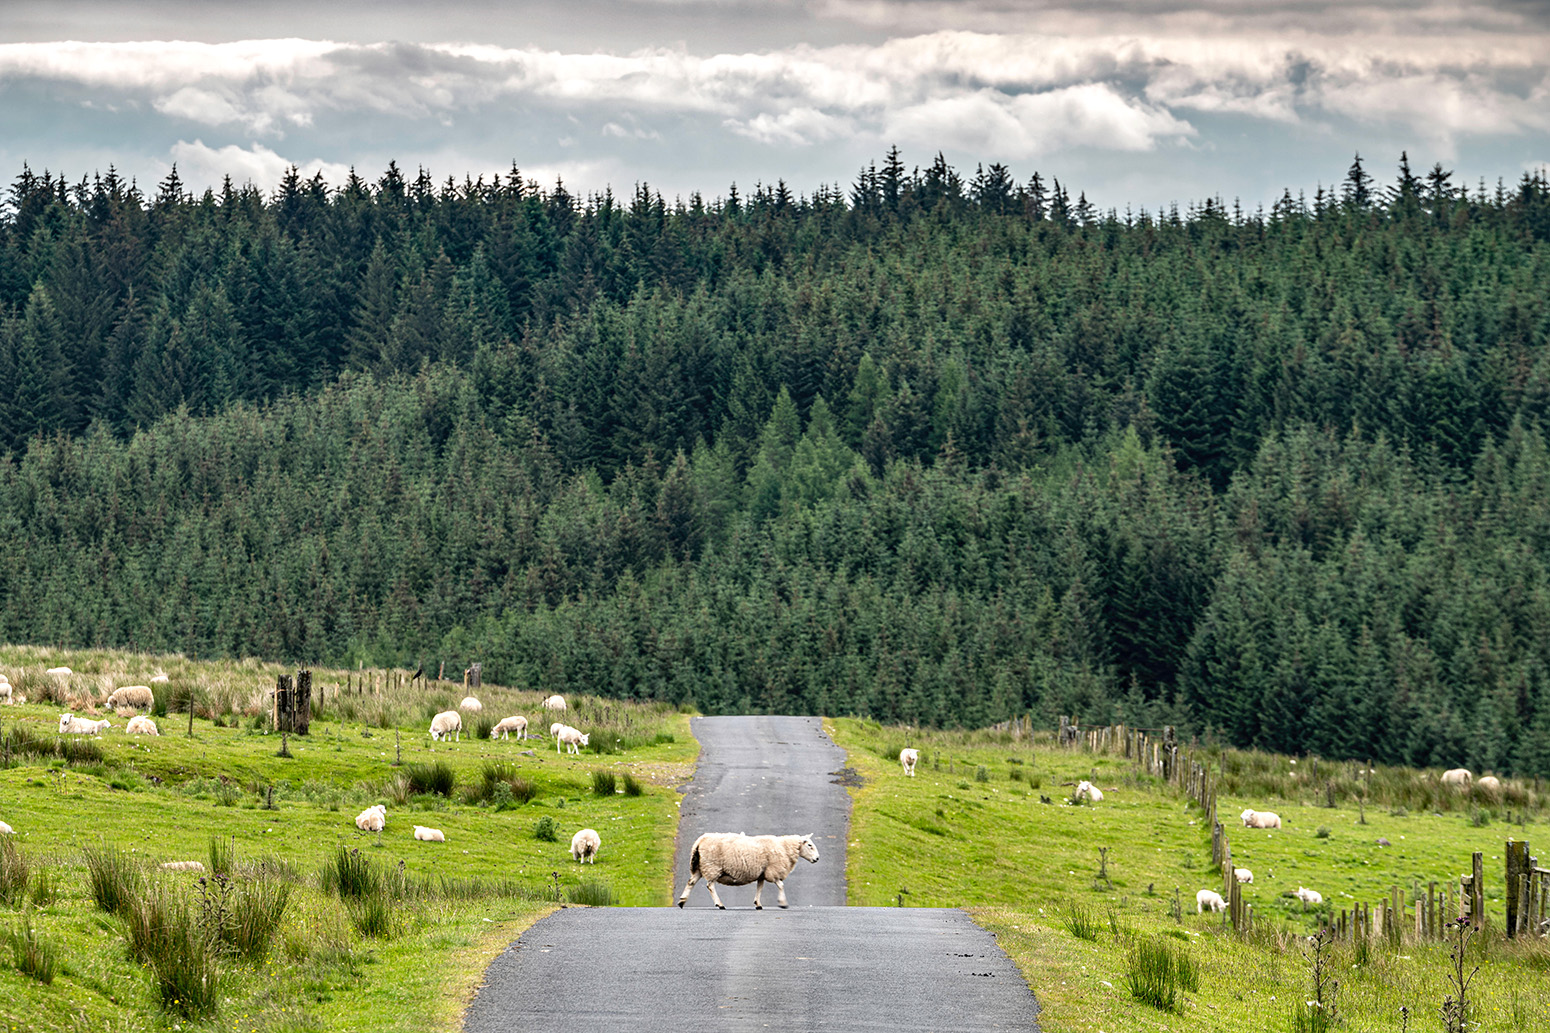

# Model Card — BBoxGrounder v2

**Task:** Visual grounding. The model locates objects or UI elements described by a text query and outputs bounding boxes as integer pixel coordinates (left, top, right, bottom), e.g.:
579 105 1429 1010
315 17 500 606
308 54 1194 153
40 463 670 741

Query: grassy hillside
0 645 695 1033
828 717 1550 1033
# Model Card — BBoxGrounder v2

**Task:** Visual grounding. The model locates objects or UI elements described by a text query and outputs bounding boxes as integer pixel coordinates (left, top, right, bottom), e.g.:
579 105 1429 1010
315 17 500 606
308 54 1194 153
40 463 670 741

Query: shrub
534 816 558 842
1125 934 1198 1013
975 765 990 782
592 770 617 796
82 843 142 916
6 913 57 984
0 837 29 906
621 772 644 797
126 885 222 1020
567 879 615 906
1008 767 1024 781
404 761 456 797
1060 900 1102 942
1315 826 1332 839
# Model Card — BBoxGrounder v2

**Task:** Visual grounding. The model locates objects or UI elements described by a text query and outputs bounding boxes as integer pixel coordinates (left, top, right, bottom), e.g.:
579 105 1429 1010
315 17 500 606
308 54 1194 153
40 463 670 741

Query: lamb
899 748 919 776
106 685 154 710
45 666 71 677
1441 768 1472 789
1074 780 1104 803
1234 867 1254 884
126 715 160 736
557 725 589 754
1196 889 1226 913
542 694 566 712
490 716 529 741
355 804 387 833
1240 808 1282 829
1294 886 1323 907
159 861 205 872
460 696 483 713
429 710 463 742
677 832 820 910
550 721 566 738
1476 775 1502 795
58 713 110 735
571 828 601 863
413 825 445 842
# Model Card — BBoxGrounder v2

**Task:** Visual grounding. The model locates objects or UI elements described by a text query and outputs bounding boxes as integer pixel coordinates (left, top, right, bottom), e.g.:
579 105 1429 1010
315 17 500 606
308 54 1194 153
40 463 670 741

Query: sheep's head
1240 808 1256 822
57 713 73 731
578 732 589 746
799 835 820 863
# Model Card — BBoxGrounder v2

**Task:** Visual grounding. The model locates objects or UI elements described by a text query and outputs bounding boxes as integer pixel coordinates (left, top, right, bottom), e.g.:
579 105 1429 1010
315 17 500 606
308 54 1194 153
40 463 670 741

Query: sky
2 0 1548 213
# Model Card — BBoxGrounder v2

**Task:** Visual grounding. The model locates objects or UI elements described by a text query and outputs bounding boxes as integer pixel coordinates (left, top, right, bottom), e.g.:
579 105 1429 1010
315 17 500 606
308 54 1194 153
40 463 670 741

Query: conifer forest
3 151 1550 774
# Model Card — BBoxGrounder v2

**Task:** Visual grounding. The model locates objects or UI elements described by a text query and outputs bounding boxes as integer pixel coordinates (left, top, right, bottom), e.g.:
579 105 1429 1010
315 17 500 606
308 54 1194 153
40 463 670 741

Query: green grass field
827 717 1550 1033
0 646 696 1033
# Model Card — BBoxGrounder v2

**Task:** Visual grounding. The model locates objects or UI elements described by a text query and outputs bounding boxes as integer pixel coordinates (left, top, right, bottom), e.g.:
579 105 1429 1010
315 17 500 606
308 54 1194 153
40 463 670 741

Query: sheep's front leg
677 873 699 908
775 879 788 908
753 877 765 910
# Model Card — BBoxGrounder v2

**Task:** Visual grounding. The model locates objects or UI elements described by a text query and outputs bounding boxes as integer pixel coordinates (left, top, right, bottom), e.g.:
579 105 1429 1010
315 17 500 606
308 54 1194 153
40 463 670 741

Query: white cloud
725 106 853 146
167 139 351 191
887 84 1194 156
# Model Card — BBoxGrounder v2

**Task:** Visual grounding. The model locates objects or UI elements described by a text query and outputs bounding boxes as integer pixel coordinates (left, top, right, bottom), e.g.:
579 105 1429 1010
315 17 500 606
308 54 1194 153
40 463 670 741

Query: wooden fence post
294 669 312 736
1507 840 1530 936
1473 852 1485 930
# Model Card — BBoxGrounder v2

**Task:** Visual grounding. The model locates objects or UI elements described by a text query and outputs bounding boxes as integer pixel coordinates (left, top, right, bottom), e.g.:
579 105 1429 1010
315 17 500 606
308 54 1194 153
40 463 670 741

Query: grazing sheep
1074 780 1104 803
571 828 601 863
900 748 919 776
1196 889 1226 913
1240 808 1282 829
149 673 169 684
126 715 160 736
1234 868 1254 884
0 821 13 835
355 804 387 833
1476 775 1502 795
429 710 463 742
557 725 589 754
413 825 445 842
550 721 566 738
460 696 483 713
1294 886 1323 907
677 832 820 910
490 716 529 741
1441 768 1473 789
542 694 567 712
0 683 10 704
45 667 71 677
58 713 110 735
106 685 154 710
159 861 205 872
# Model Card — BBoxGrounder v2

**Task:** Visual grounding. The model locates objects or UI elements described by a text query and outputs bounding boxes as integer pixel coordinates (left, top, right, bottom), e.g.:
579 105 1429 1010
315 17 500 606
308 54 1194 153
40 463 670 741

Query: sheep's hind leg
677 873 699 908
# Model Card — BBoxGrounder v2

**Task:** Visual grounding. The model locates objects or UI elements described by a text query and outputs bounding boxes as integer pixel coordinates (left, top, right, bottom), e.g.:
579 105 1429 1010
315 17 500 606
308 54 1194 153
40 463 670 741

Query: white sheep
557 725 589 754
571 828 601 863
677 832 820 910
106 685 154 710
0 683 10 704
1196 889 1226 913
1074 780 1104 803
0 820 13 835
1295 886 1323 907
126 715 160 736
460 696 483 713
542 694 567 712
1476 775 1502 795
1234 867 1254 884
1441 768 1473 789
490 716 529 741
550 721 566 738
429 711 463 742
58 713 110 735
899 748 919 776
413 825 445 842
45 666 71 677
159 860 205 872
149 673 170 684
1240 808 1282 829
355 804 387 833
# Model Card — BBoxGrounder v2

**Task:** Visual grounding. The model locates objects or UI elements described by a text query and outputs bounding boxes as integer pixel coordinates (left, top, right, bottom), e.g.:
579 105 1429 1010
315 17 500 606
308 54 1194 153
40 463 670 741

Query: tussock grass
403 761 455 797
567 879 615 906
1060 899 1103 941
5 913 57 985
82 843 142 916
621 772 644 796
126 884 222 1019
463 762 538 808
592 769 617 796
1125 934 1199 1012
0 838 28 906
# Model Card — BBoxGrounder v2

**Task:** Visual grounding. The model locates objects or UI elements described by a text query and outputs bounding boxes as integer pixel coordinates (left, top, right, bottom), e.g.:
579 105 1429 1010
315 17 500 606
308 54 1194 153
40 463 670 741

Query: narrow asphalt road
461 716 1041 1033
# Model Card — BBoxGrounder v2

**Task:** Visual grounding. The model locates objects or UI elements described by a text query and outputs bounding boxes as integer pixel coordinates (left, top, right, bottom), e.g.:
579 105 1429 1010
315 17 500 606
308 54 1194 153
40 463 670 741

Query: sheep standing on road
899 749 919 776
430 711 462 742
490 716 528 741
1196 889 1226 913
570 828 601 863
356 805 387 833
1240 808 1282 829
126 715 159 736
677 832 820 910
58 713 110 735
107 685 154 710
556 725 589 754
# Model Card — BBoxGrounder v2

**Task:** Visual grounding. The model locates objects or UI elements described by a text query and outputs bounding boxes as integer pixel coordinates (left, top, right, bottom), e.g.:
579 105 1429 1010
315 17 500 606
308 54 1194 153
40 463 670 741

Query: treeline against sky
3 152 1550 773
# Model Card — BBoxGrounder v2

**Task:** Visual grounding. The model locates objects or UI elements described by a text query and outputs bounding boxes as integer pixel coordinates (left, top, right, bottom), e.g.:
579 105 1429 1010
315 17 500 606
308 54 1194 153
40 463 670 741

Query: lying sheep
1441 768 1472 789
677 832 820 910
1241 808 1282 829
1196 889 1226 913
1234 867 1254 884
571 828 601 863
460 696 483 713
58 713 110 735
413 825 445 842
149 673 169 684
107 685 154 710
1074 780 1104 803
490 716 528 741
0 820 13 835
160 860 205 872
126 715 160 736
356 804 387 833
1476 775 1502 795
430 710 463 742
899 748 919 776
542 694 566 712
557 725 589 754
45 666 71 677
1294 886 1323 907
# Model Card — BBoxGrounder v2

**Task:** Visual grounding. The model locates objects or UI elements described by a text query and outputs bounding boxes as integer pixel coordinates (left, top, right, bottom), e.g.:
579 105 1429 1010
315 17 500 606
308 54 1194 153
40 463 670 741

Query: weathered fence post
294 669 312 736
